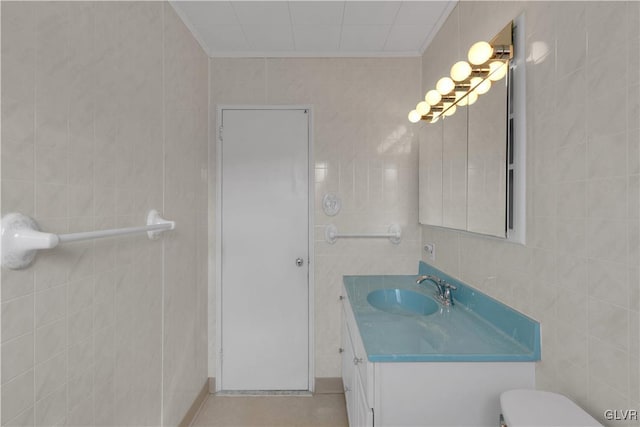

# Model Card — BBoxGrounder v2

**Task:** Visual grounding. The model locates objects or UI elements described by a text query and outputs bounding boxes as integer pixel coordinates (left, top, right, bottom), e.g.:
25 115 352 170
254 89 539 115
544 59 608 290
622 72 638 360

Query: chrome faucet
416 275 457 306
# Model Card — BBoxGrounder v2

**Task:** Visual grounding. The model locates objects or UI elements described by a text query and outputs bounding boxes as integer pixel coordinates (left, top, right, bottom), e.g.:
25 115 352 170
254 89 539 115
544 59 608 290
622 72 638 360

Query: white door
220 108 310 391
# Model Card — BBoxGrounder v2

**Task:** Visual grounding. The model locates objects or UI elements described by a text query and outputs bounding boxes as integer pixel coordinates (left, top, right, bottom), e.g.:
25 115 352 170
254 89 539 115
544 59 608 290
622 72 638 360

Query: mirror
419 21 519 240
419 121 443 226
466 77 508 237
442 107 468 230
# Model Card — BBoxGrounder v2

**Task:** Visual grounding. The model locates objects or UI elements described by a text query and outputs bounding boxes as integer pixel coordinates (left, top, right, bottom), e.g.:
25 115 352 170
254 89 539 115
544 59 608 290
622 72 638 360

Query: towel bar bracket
147 209 175 240
1 213 49 270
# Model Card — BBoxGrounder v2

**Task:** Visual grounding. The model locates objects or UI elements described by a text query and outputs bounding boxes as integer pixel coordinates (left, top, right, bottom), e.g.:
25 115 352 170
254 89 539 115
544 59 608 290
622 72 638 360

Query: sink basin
367 289 439 316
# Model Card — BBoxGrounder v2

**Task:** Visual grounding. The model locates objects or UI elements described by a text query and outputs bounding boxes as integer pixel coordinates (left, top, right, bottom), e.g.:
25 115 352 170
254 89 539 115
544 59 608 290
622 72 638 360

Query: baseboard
179 379 210 427
205 377 343 396
215 390 313 397
314 377 344 394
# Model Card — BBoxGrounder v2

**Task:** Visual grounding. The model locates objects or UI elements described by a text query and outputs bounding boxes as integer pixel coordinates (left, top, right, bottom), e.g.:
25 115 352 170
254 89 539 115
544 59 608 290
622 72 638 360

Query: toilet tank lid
500 389 603 427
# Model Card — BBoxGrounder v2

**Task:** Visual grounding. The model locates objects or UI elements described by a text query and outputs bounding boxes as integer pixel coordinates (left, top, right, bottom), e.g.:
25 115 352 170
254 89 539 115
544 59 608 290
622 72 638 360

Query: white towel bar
325 223 401 245
1 209 175 270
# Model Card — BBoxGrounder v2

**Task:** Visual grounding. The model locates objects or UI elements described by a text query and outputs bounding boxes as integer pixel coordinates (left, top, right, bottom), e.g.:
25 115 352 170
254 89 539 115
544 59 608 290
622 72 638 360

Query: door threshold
215 390 313 397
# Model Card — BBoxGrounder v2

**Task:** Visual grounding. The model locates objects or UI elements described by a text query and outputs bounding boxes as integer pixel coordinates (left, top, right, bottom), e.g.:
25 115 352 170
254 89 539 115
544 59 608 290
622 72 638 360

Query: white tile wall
420 2 640 424
6 2 635 424
1 2 208 426
209 56 422 378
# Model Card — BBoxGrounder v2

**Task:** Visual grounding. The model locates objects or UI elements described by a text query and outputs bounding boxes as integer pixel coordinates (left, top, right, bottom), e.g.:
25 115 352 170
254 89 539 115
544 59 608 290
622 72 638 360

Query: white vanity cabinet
340 286 536 427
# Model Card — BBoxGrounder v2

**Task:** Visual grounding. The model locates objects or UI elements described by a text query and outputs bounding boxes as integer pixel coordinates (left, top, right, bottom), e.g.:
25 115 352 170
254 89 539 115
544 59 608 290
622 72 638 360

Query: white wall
0 2 208 425
420 2 639 424
209 57 423 378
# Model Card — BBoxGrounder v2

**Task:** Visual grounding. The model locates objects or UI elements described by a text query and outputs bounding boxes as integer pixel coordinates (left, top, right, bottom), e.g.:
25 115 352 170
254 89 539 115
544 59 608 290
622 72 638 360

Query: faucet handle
442 286 456 306
444 282 457 290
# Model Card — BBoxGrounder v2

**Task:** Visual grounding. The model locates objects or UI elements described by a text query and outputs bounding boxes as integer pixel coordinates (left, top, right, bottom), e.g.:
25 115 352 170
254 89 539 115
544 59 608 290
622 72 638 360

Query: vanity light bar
408 22 514 124
410 50 511 123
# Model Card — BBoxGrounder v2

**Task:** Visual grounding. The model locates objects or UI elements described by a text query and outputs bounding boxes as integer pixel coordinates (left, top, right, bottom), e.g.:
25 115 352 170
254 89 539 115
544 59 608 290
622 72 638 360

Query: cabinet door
467 77 508 237
419 121 444 226
342 293 374 427
355 371 374 427
442 108 468 230
342 320 356 425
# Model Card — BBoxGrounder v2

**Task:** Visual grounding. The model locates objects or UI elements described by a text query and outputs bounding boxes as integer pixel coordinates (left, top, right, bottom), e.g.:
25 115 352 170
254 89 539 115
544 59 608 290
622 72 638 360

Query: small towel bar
325 223 402 245
1 209 175 269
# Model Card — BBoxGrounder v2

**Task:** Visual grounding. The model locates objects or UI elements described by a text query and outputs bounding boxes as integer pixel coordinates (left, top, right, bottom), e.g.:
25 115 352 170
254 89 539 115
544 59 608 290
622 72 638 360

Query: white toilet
500 389 603 427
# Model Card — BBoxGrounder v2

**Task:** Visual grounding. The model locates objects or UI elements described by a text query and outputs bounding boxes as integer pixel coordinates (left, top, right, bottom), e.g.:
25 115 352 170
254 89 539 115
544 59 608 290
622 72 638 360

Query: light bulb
470 76 491 94
488 60 508 81
443 105 457 116
468 41 493 65
430 114 440 123
467 91 478 106
476 78 491 95
436 77 455 95
450 61 472 82
408 110 421 123
458 95 469 107
425 90 442 105
416 101 430 116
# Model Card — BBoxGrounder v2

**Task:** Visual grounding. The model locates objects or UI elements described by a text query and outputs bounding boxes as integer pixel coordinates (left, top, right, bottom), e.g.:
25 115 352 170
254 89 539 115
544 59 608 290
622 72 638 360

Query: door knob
296 258 304 267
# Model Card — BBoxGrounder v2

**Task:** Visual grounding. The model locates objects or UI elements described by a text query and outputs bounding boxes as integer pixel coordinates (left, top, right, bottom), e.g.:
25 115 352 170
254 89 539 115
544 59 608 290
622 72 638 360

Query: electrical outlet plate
424 243 435 261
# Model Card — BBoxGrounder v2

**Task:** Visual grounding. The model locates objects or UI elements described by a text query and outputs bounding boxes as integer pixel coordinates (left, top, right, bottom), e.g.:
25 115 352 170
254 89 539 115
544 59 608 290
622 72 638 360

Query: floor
191 392 348 427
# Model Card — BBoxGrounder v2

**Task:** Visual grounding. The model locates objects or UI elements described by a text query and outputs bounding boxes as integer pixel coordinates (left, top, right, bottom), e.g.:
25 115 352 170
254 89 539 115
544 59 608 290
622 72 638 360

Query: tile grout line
161 2 166 426
584 6 591 404
64 1 71 422
90 2 98 425
32 1 39 422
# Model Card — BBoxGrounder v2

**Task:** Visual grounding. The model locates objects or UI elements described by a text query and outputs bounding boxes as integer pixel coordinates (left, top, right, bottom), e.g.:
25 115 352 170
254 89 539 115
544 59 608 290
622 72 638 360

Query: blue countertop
342 262 541 363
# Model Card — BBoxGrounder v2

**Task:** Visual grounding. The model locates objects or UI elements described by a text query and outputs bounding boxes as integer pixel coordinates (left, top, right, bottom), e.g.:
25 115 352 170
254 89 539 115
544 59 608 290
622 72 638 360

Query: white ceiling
170 1 456 57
